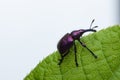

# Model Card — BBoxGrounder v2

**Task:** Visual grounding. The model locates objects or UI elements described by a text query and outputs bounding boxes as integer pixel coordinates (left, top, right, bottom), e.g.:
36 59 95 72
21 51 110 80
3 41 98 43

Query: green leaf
24 25 120 80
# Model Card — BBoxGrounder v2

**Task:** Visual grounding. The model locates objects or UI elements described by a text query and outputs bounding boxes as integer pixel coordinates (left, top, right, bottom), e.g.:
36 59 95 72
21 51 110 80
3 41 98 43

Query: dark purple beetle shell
57 19 98 66
70 29 84 39
57 33 74 56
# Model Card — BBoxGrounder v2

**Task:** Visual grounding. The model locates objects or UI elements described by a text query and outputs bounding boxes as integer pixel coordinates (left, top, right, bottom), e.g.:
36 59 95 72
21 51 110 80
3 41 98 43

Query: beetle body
57 29 85 55
57 33 74 56
57 19 98 66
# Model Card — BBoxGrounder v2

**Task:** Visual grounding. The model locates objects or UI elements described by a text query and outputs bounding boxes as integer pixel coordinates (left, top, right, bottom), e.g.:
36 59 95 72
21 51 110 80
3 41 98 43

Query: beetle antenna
89 19 95 29
92 26 98 29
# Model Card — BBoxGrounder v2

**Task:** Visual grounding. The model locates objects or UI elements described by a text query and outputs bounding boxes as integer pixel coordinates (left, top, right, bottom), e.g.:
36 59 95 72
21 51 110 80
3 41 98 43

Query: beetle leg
73 42 78 67
78 39 97 58
58 50 69 65
58 55 64 65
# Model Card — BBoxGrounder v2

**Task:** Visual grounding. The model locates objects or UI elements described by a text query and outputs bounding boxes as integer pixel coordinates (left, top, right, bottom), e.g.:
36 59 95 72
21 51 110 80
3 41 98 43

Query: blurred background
0 0 119 80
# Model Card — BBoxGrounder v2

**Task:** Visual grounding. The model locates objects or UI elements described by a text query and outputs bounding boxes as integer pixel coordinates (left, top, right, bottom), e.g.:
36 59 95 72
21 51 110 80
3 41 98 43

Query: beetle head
70 19 98 39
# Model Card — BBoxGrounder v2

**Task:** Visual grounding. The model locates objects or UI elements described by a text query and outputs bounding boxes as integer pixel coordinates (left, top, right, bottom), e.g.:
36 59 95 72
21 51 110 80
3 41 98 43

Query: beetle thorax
70 29 84 40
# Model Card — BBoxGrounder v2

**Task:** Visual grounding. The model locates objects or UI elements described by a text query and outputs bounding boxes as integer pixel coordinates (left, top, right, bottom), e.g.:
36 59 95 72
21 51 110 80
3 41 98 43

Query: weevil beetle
57 19 98 67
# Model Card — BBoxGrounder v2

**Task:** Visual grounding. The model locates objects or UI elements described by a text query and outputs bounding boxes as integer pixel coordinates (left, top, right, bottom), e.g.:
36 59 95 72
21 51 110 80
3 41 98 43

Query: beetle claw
76 63 78 67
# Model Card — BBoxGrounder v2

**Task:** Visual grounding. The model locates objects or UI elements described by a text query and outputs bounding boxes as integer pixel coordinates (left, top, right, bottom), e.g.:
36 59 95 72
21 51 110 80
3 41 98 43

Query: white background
0 0 119 80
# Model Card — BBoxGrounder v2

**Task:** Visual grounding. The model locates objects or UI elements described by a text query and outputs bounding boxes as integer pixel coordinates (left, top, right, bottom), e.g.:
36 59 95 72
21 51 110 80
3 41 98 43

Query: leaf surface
24 25 120 80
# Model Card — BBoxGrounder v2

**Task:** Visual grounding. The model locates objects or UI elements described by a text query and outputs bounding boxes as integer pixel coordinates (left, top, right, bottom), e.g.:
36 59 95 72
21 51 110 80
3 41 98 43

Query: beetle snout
92 29 96 32
84 29 96 33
